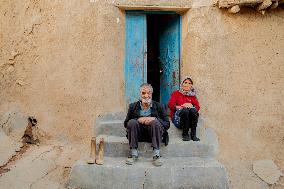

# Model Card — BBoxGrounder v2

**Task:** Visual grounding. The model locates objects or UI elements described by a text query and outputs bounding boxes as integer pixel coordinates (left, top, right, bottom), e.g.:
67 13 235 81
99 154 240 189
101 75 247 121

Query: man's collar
139 100 152 109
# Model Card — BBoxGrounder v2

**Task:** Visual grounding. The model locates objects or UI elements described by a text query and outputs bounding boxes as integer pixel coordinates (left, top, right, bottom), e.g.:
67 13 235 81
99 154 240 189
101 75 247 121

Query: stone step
68 157 229 189
95 119 126 137
95 118 204 138
96 127 218 158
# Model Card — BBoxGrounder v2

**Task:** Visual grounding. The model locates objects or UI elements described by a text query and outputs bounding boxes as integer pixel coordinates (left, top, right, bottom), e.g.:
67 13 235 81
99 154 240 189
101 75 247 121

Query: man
124 83 170 166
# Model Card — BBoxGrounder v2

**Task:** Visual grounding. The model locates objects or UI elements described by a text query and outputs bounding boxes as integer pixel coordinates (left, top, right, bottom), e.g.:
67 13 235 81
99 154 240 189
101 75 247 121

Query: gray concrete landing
68 157 229 189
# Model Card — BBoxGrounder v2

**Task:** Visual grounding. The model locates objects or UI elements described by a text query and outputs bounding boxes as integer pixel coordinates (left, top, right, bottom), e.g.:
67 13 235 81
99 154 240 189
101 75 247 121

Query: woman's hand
175 105 183 110
181 103 193 108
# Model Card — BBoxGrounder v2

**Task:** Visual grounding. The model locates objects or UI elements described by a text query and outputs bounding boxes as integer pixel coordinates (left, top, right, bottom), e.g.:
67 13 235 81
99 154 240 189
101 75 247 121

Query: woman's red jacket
168 90 200 119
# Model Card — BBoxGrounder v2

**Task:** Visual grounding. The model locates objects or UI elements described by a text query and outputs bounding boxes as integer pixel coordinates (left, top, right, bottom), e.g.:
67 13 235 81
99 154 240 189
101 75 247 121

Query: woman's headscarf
179 76 197 96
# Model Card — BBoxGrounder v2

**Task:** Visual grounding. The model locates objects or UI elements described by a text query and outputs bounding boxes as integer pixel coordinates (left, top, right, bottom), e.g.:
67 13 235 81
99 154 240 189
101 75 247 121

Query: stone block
0 110 27 140
253 159 283 185
68 157 229 189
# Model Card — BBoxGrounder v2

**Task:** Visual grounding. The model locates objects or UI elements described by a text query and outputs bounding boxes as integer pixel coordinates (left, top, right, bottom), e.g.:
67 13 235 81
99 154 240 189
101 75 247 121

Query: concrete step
68 157 229 189
95 119 126 137
96 127 218 158
95 118 204 138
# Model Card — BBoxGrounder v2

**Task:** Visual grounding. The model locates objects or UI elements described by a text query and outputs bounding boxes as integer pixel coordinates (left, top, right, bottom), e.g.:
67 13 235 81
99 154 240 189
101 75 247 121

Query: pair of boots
182 126 200 141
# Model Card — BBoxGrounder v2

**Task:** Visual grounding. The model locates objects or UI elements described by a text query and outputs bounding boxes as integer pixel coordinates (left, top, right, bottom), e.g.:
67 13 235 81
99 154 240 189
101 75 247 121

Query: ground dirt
0 138 88 189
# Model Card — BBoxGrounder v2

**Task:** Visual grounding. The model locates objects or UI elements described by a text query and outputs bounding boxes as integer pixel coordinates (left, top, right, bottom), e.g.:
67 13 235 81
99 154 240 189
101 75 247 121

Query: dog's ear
28 117 33 123
28 116 37 126
32 118 37 125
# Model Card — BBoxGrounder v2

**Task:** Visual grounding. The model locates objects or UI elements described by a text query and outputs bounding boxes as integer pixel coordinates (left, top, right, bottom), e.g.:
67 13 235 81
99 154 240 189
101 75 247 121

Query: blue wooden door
159 15 180 105
125 13 147 104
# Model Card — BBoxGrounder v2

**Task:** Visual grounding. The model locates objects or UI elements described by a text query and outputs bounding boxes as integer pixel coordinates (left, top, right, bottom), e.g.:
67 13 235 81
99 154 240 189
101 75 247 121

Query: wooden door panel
125 13 147 104
159 15 180 105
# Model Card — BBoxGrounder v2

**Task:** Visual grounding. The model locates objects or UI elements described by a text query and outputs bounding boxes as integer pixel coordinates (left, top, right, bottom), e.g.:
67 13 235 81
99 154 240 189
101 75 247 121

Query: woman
168 76 200 141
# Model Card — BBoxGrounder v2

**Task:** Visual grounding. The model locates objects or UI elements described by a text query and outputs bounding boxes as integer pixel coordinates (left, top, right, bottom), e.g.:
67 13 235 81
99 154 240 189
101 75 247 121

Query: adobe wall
0 0 283 168
182 6 284 168
0 0 126 143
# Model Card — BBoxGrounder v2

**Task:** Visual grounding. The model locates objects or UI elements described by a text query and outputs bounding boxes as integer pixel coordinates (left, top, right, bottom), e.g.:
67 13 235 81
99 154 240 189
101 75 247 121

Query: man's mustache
141 98 152 104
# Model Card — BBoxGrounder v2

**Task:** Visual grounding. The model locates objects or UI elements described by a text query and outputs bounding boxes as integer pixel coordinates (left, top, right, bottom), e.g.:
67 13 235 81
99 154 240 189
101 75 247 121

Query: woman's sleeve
168 92 177 111
193 97 200 112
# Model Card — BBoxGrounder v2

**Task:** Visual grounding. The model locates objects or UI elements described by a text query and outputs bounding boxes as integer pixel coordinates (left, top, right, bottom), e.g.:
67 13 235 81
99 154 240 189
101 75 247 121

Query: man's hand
138 117 156 125
144 117 156 125
181 103 193 108
137 117 147 124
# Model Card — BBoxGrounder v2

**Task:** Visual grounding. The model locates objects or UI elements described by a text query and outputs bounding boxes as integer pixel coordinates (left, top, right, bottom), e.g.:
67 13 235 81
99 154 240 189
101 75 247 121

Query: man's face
140 87 152 104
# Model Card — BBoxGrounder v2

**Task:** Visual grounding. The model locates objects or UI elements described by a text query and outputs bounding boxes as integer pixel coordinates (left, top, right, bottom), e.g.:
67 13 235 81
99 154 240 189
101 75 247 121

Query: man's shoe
191 135 200 141
152 155 162 167
126 155 138 165
182 134 190 141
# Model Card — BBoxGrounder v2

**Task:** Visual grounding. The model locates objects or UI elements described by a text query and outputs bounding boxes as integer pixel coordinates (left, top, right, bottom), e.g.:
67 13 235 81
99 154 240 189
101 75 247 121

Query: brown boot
87 137 96 164
96 138 104 165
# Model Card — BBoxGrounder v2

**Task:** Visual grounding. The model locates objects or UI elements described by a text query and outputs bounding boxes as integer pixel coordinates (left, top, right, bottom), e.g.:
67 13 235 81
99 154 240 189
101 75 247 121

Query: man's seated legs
127 119 139 149
126 119 139 165
149 119 163 166
126 119 163 166
149 119 163 152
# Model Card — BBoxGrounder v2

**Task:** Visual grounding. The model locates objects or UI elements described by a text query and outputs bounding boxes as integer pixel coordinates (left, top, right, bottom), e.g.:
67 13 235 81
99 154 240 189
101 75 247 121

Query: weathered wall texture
0 0 283 170
0 0 126 143
181 6 284 169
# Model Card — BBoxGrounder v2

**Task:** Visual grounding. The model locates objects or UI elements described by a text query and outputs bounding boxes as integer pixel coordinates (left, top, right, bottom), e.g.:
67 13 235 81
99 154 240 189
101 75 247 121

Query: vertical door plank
159 15 181 105
125 13 147 104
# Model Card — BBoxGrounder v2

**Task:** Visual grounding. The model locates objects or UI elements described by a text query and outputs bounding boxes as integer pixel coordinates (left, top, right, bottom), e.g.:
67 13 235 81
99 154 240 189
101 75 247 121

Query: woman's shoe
191 135 200 141
182 134 190 141
190 127 200 141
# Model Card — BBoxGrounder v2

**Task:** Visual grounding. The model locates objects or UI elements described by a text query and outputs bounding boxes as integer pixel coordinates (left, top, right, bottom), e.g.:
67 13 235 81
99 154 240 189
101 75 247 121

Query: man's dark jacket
124 100 170 130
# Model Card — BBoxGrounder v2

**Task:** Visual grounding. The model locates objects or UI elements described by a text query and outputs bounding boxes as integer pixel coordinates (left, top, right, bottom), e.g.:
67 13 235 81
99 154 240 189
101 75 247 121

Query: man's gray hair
140 83 153 93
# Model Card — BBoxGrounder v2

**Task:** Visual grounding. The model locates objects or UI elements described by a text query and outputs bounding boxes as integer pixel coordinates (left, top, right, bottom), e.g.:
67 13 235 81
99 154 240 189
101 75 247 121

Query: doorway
146 14 160 102
125 11 181 105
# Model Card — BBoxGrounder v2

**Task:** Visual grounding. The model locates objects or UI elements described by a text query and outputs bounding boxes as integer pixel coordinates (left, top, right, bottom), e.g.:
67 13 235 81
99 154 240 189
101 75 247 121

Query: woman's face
182 79 192 91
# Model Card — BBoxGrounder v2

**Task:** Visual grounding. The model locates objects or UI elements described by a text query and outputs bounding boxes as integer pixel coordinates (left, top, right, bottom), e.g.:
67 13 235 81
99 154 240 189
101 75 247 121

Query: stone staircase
68 112 229 189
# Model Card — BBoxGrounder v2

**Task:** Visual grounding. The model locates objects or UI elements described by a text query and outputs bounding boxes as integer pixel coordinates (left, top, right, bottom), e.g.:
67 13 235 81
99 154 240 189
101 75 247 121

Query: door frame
124 10 182 104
